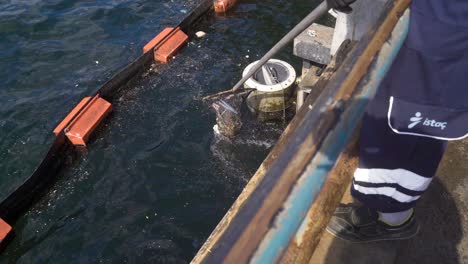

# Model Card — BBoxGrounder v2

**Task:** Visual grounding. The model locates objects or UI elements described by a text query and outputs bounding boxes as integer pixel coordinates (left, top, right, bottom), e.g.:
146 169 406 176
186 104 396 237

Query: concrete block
294 23 334 65
330 0 387 55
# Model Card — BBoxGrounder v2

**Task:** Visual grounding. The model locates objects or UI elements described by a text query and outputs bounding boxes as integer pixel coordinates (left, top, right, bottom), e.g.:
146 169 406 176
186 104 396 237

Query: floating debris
212 94 243 138
195 31 206 38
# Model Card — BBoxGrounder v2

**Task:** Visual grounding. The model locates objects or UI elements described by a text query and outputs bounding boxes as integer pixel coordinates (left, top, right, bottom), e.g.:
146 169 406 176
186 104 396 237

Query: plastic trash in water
211 95 243 138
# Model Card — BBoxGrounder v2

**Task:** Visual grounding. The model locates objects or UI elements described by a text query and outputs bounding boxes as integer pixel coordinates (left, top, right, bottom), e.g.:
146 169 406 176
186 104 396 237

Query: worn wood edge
191 73 323 264
277 0 410 261
224 115 337 264
193 23 367 264
220 0 410 262
279 128 359 264
191 42 352 264
219 41 357 264
221 0 410 262
193 0 409 260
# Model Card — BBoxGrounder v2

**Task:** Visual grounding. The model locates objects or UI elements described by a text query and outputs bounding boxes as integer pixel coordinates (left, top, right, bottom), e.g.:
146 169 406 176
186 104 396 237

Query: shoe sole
325 224 420 243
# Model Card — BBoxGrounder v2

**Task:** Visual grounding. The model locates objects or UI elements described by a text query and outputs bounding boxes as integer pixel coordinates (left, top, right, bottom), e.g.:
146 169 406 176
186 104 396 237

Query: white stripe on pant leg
354 168 433 192
352 184 421 203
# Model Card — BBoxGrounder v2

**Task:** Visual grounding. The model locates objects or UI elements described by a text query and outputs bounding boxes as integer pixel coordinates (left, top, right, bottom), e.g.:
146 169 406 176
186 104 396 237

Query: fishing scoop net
211 94 243 138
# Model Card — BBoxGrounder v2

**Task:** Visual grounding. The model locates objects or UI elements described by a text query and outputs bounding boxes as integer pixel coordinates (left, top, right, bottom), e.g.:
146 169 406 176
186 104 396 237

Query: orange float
214 0 238 13
0 218 12 245
143 27 189 63
54 95 112 146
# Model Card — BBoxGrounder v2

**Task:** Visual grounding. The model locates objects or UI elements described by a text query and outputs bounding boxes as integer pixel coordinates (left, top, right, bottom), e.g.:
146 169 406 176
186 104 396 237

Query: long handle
231 1 329 92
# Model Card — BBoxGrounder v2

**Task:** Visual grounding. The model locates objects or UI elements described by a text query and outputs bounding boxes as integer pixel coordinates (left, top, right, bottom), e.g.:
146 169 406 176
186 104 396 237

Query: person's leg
326 0 468 243
352 99 447 213
326 94 448 242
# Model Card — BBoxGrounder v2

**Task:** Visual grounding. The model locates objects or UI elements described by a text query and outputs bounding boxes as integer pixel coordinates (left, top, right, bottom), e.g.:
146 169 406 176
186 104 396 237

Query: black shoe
326 203 419 243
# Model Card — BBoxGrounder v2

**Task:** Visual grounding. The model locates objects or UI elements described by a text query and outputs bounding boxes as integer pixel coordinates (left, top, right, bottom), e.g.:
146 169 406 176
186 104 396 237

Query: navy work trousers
351 0 468 213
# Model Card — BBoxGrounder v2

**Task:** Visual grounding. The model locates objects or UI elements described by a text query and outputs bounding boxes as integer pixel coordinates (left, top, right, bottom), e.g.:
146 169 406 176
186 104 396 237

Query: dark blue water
0 0 328 262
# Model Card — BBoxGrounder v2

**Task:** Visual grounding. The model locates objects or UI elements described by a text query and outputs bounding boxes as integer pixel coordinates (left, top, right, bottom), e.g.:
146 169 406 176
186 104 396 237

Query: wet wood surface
193 0 411 262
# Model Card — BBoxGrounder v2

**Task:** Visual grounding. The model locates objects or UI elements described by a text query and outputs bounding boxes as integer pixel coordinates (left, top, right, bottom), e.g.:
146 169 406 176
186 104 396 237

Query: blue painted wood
250 10 410 264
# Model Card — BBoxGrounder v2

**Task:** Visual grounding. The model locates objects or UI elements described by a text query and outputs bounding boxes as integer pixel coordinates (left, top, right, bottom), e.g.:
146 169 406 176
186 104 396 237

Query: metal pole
230 1 329 92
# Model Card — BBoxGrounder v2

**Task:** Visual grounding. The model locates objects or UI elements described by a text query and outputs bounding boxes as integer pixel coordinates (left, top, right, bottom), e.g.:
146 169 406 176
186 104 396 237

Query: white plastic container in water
243 59 296 120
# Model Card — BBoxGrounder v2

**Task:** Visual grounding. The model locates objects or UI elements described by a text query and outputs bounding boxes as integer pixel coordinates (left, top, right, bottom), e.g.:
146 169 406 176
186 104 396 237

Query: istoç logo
408 112 423 129
408 112 447 130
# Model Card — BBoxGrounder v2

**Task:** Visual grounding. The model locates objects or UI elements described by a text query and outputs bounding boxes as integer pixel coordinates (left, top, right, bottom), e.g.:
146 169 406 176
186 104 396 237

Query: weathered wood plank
196 0 410 262
279 129 359 264
191 39 355 264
